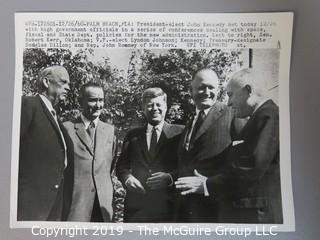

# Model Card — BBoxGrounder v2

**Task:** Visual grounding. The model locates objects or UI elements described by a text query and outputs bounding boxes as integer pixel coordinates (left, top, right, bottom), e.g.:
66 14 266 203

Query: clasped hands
125 172 172 194
175 169 207 195
125 169 207 195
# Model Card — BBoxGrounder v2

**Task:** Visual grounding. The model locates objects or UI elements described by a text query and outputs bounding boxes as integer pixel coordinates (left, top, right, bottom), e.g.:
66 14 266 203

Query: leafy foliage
23 48 242 128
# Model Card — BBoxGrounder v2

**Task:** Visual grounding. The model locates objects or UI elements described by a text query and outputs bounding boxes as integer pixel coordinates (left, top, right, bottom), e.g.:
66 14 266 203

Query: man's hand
146 172 172 190
175 169 207 195
125 176 146 194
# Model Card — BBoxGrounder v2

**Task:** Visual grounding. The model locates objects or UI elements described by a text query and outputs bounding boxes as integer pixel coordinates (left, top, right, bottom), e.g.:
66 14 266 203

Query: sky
79 48 167 76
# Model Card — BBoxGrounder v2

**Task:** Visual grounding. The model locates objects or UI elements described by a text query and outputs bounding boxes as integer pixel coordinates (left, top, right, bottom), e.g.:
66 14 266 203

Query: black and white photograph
11 13 294 231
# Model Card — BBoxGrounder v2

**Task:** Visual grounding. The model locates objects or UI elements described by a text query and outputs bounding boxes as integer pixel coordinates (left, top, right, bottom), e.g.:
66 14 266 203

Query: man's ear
244 84 252 94
42 78 50 89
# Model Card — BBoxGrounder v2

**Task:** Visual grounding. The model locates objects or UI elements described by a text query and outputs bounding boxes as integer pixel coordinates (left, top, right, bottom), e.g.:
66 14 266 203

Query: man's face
191 70 219 110
81 87 104 121
143 95 167 126
46 68 70 104
226 80 251 118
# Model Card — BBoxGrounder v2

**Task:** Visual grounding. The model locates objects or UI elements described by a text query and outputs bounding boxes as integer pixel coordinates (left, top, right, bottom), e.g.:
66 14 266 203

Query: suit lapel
74 119 94 156
94 121 113 158
193 102 225 142
38 95 65 148
237 100 274 139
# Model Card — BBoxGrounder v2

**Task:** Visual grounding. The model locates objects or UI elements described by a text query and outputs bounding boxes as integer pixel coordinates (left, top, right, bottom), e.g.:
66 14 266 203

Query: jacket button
54 184 59 189
91 188 95 193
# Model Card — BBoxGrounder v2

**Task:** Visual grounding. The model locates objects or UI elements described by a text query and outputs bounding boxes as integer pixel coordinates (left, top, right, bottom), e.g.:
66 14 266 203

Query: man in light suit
116 87 184 222
175 68 233 222
63 82 117 222
18 65 74 221
205 68 283 223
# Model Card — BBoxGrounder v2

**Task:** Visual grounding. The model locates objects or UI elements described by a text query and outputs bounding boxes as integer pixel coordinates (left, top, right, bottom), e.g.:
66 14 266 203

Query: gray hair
229 68 267 97
37 65 68 92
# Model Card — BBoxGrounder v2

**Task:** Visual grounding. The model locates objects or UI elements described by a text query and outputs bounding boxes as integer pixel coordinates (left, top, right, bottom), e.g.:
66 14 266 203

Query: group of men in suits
18 65 282 224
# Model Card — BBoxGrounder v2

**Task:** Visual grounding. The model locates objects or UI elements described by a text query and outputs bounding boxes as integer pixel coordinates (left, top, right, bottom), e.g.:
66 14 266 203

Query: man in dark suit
116 87 184 222
18 65 74 221
175 68 233 222
205 68 283 223
63 82 117 222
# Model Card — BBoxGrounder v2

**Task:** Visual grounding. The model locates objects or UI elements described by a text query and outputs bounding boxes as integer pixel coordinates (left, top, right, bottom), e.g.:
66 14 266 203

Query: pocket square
232 140 244 146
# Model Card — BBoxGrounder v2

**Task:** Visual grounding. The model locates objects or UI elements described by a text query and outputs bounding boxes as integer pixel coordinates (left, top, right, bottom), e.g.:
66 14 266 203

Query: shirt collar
39 94 54 113
146 121 165 133
195 107 211 117
81 113 99 129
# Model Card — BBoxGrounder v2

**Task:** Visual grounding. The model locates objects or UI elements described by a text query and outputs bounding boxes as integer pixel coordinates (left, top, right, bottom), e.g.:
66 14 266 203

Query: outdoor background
21 47 279 222
2 0 320 239
22 48 279 130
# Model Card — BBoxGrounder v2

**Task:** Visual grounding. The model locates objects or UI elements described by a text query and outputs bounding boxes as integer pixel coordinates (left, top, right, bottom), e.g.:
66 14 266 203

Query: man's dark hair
142 87 167 106
79 81 104 100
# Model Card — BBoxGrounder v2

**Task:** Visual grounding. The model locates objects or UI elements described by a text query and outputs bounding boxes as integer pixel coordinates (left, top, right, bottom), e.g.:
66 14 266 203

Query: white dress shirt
80 114 100 131
146 121 164 150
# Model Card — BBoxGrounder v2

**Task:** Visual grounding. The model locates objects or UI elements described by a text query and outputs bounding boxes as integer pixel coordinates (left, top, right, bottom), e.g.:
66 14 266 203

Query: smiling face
81 86 104 121
143 95 167 126
191 69 219 110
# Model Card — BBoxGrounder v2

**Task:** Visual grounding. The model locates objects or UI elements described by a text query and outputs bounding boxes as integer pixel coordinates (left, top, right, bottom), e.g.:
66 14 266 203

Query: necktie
87 121 95 144
149 127 158 160
190 110 205 144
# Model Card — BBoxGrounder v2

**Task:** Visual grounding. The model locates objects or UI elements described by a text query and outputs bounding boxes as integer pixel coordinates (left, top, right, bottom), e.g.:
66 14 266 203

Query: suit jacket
116 122 184 222
63 118 116 222
18 95 74 221
206 100 283 223
176 102 233 222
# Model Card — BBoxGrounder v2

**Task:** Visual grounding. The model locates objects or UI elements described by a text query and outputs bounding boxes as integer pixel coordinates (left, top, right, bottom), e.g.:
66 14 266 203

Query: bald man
18 65 74 221
205 68 283 223
175 69 234 222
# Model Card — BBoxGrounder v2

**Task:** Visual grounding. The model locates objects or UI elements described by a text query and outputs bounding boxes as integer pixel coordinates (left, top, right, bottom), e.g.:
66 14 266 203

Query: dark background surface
0 0 319 239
